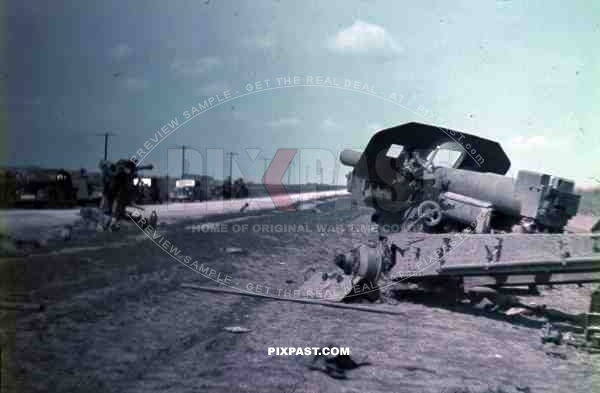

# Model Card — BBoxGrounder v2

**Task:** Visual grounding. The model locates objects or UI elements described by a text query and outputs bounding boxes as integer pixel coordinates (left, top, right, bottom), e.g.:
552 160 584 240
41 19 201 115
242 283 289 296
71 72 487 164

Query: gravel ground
1 196 599 393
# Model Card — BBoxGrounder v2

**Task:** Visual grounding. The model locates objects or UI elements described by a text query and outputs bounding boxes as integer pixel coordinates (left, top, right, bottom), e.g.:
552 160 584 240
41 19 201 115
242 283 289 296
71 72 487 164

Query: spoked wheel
417 200 442 227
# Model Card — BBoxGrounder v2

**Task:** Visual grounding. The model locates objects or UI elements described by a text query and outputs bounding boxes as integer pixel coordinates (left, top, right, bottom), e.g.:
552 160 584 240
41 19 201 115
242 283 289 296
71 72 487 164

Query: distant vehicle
15 168 76 208
133 177 161 204
233 178 249 199
174 179 208 202
222 177 249 199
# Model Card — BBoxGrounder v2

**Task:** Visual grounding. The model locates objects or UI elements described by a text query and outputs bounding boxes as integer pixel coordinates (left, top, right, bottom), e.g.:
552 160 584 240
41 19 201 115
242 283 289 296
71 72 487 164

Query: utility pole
96 132 116 161
226 152 239 181
287 161 295 185
316 160 324 185
261 157 271 176
173 145 192 179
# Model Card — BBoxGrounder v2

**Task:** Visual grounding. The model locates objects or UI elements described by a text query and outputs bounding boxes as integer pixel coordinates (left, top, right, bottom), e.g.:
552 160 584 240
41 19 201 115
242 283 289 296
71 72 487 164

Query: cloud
578 182 600 191
108 43 133 61
506 134 574 151
267 116 301 128
170 57 223 77
122 77 148 92
195 82 231 96
321 118 339 129
508 135 548 149
329 20 401 55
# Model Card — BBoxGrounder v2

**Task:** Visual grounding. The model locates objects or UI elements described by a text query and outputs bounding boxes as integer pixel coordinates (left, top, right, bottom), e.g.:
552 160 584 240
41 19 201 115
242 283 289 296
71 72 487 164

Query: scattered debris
300 269 353 302
181 284 408 316
308 347 370 379
563 332 576 344
303 267 317 281
541 322 563 345
505 307 530 317
223 326 251 334
471 297 496 311
545 350 567 360
440 386 532 393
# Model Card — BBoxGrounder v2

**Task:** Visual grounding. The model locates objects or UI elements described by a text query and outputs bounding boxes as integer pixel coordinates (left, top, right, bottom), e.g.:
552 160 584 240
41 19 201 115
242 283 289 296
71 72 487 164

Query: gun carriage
304 123 600 308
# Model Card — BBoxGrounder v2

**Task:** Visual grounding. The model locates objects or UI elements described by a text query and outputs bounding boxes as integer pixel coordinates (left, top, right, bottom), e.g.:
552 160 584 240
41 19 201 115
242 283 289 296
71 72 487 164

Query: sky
3 0 600 187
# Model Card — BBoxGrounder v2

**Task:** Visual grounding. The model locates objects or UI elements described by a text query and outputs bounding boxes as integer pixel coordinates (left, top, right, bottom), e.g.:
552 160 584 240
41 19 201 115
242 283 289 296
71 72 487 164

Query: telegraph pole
173 145 192 178
261 157 271 176
287 161 295 185
316 160 324 185
226 152 239 181
96 132 116 160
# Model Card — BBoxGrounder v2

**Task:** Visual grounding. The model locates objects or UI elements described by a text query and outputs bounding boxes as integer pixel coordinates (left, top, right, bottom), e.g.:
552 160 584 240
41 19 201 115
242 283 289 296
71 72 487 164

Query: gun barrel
436 167 520 216
340 149 362 167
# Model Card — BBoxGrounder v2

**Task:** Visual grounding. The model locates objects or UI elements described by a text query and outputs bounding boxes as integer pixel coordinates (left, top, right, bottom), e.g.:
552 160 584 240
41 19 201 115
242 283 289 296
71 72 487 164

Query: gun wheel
417 200 442 227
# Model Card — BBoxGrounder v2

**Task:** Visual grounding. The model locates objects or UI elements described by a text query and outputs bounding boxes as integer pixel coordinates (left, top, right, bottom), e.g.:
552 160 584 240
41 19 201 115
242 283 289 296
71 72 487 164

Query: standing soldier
107 159 137 229
150 177 161 204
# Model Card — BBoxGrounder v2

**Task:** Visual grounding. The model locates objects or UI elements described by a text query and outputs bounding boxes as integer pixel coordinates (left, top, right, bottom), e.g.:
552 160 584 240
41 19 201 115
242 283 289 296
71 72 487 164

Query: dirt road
2 197 598 392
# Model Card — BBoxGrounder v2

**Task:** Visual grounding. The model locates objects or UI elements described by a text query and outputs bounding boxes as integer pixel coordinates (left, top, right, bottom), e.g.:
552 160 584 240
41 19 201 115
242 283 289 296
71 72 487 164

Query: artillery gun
303 123 600 321
340 122 580 234
98 159 153 228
